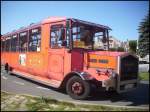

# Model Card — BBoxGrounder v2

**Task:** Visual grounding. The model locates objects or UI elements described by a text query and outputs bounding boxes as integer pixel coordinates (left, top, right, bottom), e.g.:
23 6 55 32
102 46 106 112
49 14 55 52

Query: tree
129 40 137 53
109 47 125 52
117 47 125 52
138 12 149 57
109 48 117 51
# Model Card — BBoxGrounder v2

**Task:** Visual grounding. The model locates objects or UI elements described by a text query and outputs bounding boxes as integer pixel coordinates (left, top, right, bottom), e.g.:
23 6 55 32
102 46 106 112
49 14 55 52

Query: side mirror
59 28 65 40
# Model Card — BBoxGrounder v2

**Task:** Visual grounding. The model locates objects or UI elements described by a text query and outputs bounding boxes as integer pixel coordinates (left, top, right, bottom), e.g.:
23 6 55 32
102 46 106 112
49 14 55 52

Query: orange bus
1 17 139 99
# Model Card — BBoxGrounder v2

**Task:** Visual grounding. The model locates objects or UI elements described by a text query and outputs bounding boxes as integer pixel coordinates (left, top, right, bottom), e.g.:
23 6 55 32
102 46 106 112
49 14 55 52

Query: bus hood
86 51 127 70
88 51 127 57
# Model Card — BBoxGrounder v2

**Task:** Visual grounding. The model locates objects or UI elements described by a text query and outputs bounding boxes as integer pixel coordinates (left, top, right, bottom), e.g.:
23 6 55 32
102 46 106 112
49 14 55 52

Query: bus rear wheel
66 76 91 100
4 64 11 75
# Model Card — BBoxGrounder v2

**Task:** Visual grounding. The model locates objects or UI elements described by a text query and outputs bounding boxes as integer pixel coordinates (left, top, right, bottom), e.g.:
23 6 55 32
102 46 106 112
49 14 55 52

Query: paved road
139 64 149 72
1 67 149 108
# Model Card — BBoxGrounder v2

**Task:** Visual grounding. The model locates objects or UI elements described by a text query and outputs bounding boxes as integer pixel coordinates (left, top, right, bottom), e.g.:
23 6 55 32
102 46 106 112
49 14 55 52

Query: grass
1 91 149 111
139 72 149 81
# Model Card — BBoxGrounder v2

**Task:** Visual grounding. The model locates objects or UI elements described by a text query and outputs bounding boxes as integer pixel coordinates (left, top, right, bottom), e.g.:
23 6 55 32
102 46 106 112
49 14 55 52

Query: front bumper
101 75 139 93
116 79 139 93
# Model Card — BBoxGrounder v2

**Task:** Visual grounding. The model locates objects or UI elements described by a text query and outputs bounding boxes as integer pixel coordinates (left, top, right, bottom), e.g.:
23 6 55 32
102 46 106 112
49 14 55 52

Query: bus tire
4 64 8 71
4 64 11 75
66 76 91 100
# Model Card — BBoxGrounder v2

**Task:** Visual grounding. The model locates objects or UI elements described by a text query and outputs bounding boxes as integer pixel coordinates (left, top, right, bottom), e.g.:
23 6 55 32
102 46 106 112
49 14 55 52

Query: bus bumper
101 76 139 93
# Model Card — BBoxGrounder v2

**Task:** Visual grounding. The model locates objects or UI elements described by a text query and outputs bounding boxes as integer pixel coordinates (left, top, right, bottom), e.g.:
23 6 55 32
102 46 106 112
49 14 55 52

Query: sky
1 1 149 41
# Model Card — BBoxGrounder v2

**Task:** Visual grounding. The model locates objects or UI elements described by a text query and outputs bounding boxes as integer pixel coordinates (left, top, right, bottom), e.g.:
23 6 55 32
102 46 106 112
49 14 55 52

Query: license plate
125 84 134 89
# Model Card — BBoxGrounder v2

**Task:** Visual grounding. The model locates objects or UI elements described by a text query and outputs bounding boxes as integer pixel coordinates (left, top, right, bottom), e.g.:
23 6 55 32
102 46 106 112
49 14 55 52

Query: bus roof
2 16 111 37
70 18 111 30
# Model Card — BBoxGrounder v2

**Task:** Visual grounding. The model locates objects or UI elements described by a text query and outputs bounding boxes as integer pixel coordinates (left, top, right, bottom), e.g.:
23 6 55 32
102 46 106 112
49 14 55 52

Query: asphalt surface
139 64 149 72
1 67 149 108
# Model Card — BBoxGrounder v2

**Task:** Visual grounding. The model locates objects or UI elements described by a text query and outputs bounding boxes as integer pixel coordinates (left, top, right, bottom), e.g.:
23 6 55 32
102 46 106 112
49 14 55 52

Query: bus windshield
71 23 109 50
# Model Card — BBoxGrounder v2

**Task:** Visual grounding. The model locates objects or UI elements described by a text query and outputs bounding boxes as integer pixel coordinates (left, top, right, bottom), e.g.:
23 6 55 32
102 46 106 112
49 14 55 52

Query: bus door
48 23 66 81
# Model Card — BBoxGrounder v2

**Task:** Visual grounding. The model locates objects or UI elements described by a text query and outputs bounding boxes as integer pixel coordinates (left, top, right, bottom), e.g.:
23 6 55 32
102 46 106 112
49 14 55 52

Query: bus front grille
120 55 138 81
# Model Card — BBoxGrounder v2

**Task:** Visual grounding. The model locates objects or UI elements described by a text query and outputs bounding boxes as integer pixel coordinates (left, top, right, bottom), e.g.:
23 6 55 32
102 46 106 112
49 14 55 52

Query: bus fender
60 71 94 89
79 72 94 80
65 71 94 81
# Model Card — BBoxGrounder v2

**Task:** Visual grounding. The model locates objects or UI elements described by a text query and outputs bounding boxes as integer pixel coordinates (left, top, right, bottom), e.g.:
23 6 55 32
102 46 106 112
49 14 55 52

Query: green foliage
109 48 117 51
138 11 149 57
117 47 125 52
129 40 137 53
139 72 149 81
1 91 149 111
109 47 125 52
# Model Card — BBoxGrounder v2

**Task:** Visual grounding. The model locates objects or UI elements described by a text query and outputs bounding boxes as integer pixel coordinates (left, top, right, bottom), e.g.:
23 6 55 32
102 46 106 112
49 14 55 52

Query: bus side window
11 34 18 52
5 37 11 52
16 34 19 52
1 39 5 52
19 32 28 52
50 24 65 48
28 27 41 52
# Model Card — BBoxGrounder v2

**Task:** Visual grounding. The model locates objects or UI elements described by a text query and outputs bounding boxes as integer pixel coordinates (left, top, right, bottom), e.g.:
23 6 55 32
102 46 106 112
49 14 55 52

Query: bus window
93 32 105 50
16 34 19 51
28 27 41 52
1 39 5 52
72 26 93 49
19 31 28 52
50 24 65 48
71 25 107 50
11 34 18 52
5 37 11 52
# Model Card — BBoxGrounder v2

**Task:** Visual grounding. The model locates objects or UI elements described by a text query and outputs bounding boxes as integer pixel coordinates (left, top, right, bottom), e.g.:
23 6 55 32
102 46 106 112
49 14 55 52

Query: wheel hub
71 82 83 95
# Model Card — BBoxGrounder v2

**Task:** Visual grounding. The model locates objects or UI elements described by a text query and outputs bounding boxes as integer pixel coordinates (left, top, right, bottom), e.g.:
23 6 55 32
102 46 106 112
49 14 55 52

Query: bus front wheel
66 76 91 100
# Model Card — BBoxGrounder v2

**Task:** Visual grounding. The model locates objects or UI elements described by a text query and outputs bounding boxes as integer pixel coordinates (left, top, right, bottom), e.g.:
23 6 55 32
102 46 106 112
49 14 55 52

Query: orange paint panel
48 48 65 81
40 24 50 70
48 54 63 73
88 54 117 69
26 52 48 77
27 53 43 68
63 50 71 76
9 53 20 68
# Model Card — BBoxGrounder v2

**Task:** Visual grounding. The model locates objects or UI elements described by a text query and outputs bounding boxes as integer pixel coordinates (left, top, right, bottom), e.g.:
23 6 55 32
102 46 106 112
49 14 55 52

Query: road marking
13 81 25 85
2 76 8 80
36 86 49 90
